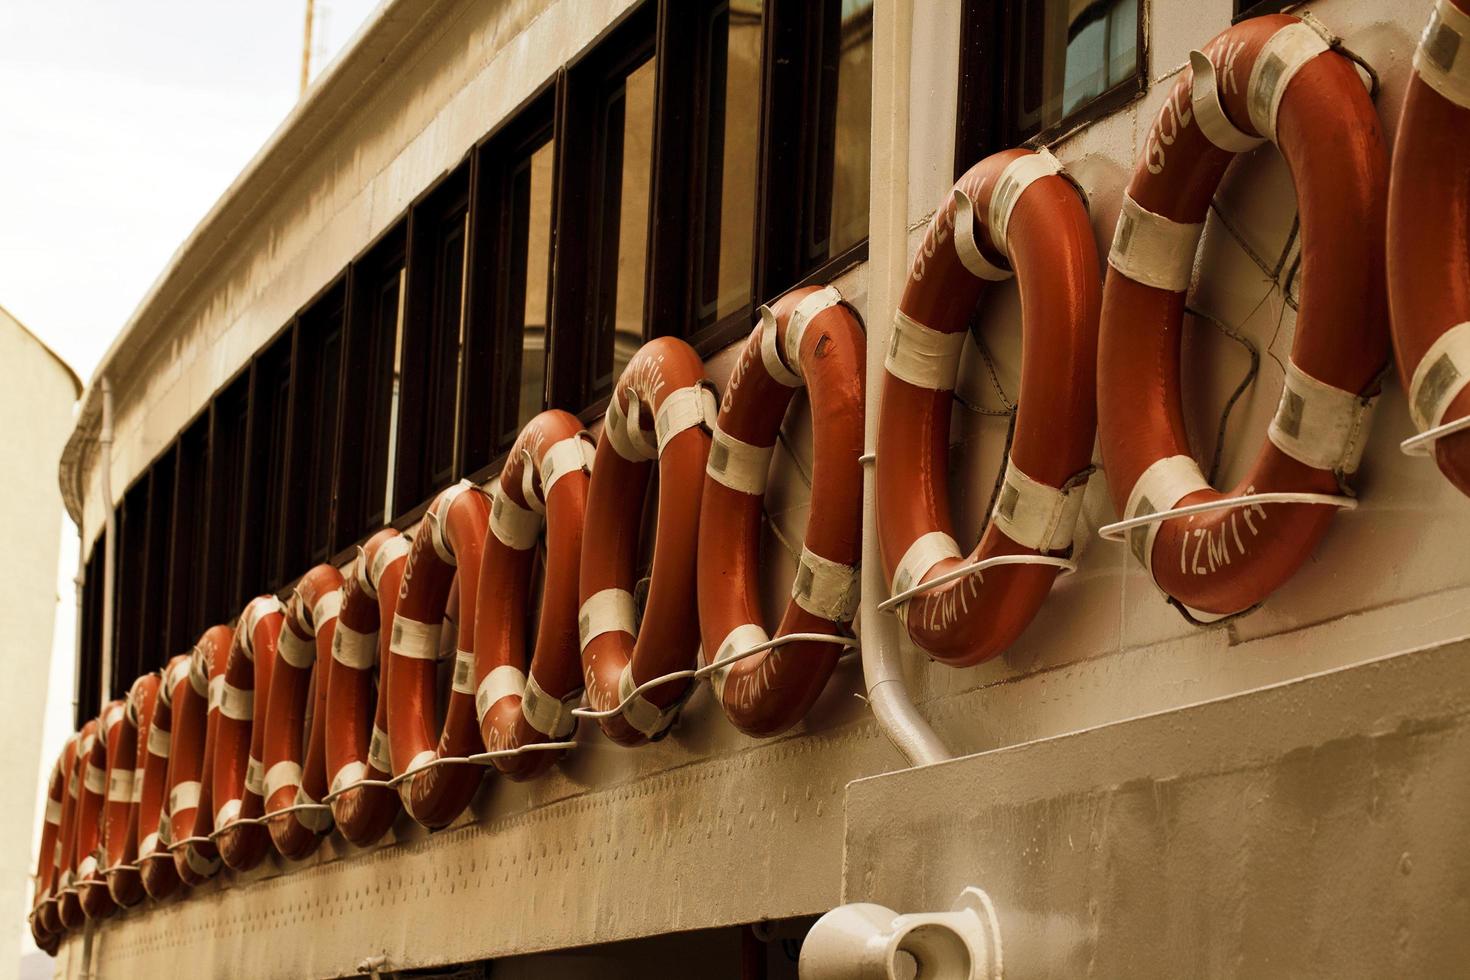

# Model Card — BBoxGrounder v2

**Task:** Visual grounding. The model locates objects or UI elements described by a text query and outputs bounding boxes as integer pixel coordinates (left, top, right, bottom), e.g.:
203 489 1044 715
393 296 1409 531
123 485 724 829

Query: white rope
1098 490 1357 542
571 632 859 721
318 741 578 803
876 554 1078 615
1401 413 1470 456
207 800 336 837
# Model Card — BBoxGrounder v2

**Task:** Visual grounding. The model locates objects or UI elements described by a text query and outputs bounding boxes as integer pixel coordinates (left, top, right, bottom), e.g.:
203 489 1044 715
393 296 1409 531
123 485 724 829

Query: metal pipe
859 0 950 769
98 377 116 704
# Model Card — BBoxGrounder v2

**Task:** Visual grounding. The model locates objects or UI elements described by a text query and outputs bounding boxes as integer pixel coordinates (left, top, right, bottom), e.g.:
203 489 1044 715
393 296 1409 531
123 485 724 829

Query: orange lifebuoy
213 596 283 871
387 483 489 828
57 717 98 930
697 287 864 734
579 338 715 744
263 564 341 858
102 675 154 908
167 627 230 884
474 410 593 778
77 700 124 921
30 737 72 952
138 658 183 899
1098 15 1389 619
1388 0 1470 494
325 529 406 845
877 148 1098 665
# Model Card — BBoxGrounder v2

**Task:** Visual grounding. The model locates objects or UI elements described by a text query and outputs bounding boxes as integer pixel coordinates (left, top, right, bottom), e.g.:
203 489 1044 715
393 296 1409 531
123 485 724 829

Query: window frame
955 0 1148 178
284 275 349 571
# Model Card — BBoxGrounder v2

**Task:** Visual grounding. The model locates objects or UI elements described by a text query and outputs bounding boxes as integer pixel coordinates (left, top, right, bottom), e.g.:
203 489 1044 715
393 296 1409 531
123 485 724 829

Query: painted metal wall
48 0 1470 975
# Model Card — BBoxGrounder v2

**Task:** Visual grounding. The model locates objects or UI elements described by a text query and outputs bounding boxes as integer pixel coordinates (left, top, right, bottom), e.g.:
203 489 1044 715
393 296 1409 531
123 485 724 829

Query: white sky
3 1 379 965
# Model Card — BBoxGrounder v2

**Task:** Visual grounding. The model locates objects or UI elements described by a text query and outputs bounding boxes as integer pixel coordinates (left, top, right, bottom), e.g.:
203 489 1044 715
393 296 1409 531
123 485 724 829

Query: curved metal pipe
98 377 116 704
859 0 949 769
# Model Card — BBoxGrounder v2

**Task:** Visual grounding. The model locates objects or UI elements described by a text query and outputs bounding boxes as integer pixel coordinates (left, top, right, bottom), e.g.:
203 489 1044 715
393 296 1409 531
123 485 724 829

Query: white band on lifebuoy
168 780 201 817
889 531 963 623
330 761 366 796
707 425 774 496
296 785 332 832
1248 22 1332 142
277 626 316 669
451 647 476 696
107 766 134 805
991 460 1088 553
188 647 209 698
605 388 658 462
184 844 219 877
132 768 144 803
474 665 526 725
312 590 342 629
84 762 106 796
147 722 171 759
653 384 718 456
617 663 679 737
67 769 78 799
885 309 966 391
427 480 476 565
245 756 265 798
220 682 253 721
988 149 1063 259
1268 360 1378 473
402 750 435 782
102 699 124 733
522 674 579 738
45 796 62 824
1122 454 1212 577
706 623 769 702
792 547 860 622
952 189 1014 282
390 614 442 661
332 622 377 670
78 855 98 881
578 588 637 651
1409 322 1470 432
490 485 541 551
783 286 844 375
1416 0 1470 109
165 658 190 699
539 435 596 503
367 726 392 775
1108 194 1204 293
240 595 284 659
215 798 241 830
758 306 804 388
139 832 159 858
1189 50 1267 153
208 674 224 714
264 761 302 802
368 535 412 596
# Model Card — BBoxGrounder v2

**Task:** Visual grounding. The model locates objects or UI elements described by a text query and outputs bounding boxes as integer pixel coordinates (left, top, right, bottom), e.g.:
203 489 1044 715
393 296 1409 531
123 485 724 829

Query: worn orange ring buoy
57 717 98 929
1098 14 1389 619
138 659 183 899
877 147 1098 665
168 627 230 884
263 564 341 858
325 529 406 845
579 338 715 744
77 701 123 921
698 286 864 735
387 483 489 828
213 596 282 871
30 736 72 950
474 410 593 778
102 675 153 908
1388 0 1470 495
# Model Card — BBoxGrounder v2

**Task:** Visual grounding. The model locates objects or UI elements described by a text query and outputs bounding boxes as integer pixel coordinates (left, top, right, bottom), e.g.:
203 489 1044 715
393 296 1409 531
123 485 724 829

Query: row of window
76 0 1240 723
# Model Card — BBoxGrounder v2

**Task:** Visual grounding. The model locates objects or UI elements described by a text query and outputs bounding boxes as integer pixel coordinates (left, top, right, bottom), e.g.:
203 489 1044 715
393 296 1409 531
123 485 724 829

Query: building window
205 372 250 624
75 537 104 728
283 279 346 570
338 224 405 545
555 2 658 412
1235 1 1292 20
397 165 470 517
463 84 559 470
956 0 1145 174
241 331 294 595
111 479 148 698
168 415 209 647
